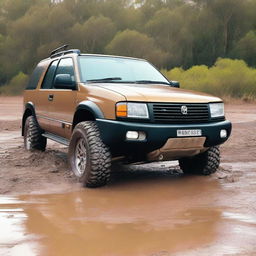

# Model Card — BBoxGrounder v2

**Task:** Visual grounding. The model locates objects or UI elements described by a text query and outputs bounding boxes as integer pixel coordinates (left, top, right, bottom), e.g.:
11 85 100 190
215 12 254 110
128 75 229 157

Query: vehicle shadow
109 162 185 187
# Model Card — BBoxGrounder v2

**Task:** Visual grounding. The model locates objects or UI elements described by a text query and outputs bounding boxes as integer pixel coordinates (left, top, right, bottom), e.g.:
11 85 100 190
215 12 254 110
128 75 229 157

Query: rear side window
26 64 46 90
41 60 58 89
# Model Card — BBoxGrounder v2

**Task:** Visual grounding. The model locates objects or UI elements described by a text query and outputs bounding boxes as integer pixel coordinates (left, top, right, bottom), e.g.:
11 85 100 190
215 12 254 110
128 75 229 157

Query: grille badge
181 105 188 115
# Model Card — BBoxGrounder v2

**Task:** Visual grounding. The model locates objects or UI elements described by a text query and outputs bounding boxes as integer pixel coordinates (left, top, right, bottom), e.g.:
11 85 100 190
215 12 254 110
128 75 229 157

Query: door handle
48 94 54 101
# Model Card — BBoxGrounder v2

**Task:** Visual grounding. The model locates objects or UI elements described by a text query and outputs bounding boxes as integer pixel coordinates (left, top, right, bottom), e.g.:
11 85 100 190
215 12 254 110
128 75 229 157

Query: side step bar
42 132 69 146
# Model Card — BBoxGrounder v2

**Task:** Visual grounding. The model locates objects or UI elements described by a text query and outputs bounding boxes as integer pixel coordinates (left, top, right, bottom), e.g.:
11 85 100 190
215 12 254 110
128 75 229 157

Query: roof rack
50 44 81 58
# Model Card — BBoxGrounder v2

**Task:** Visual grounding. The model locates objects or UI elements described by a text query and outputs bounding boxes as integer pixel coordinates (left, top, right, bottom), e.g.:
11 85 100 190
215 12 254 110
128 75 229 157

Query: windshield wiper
87 77 122 83
135 80 170 85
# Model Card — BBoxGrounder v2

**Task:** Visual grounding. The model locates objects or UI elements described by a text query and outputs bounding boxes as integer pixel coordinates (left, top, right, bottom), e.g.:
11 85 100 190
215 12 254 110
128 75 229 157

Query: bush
164 58 256 100
0 72 29 95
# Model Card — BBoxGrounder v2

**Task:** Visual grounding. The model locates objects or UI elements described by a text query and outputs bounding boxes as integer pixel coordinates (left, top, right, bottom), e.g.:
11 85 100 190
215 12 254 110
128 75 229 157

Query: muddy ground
0 96 256 256
0 97 255 194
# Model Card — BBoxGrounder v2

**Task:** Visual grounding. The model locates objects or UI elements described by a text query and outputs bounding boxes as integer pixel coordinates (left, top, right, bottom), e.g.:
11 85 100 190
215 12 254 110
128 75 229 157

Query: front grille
152 103 210 124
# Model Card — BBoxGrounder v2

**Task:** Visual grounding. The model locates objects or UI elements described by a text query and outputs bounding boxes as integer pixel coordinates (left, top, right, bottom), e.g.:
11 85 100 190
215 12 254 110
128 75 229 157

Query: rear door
47 57 77 138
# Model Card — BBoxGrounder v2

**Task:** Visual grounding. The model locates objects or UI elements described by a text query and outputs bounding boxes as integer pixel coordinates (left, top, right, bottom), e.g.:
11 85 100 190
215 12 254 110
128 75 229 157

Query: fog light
126 131 139 140
126 131 146 141
220 129 227 138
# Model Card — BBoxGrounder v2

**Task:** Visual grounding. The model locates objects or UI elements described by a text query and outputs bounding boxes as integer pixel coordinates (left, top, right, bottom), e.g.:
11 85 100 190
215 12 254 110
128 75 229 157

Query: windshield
78 56 169 85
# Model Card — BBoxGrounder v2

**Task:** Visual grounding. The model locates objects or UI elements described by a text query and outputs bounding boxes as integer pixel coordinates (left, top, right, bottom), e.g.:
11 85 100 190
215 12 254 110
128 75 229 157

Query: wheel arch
72 101 104 130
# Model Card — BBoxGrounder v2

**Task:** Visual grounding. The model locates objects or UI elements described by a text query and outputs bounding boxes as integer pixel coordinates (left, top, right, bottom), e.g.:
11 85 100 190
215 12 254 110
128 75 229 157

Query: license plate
177 129 202 137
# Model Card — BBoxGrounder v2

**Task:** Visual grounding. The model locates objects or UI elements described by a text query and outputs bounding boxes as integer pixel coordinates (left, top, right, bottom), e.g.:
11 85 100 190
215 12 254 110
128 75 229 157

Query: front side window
41 60 58 89
78 56 169 85
55 58 75 86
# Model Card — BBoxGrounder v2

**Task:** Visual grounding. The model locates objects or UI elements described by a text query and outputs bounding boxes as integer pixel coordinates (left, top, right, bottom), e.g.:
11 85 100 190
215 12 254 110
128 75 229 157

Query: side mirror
54 74 76 90
169 80 180 88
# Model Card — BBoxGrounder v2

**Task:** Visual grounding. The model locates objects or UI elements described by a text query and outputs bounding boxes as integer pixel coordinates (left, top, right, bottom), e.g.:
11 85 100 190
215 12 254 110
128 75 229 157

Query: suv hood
96 83 221 103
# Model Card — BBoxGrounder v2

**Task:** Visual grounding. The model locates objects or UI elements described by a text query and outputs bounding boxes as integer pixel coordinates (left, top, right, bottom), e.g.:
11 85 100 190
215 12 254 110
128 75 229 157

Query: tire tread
179 146 220 175
69 121 111 188
24 116 46 151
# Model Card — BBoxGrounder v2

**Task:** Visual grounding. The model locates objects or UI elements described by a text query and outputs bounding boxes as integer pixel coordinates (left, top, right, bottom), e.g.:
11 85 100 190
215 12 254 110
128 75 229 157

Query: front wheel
179 146 220 175
68 121 111 188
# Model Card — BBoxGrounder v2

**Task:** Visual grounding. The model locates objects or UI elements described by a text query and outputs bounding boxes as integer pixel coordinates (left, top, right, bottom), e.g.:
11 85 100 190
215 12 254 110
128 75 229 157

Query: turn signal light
116 103 127 117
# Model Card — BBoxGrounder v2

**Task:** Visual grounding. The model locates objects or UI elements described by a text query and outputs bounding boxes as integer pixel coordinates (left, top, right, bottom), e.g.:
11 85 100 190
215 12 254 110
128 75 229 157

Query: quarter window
27 64 46 90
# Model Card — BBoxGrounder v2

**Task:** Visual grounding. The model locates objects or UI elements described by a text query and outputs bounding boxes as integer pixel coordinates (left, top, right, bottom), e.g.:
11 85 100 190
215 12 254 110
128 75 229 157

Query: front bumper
96 119 232 157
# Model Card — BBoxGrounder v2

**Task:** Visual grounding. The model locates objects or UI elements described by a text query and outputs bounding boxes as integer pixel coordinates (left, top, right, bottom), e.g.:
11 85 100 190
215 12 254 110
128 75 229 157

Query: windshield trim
79 53 144 62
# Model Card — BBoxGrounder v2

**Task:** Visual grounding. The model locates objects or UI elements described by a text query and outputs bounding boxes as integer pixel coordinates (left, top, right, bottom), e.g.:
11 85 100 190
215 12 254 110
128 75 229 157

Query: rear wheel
179 146 220 175
68 121 111 188
24 116 46 151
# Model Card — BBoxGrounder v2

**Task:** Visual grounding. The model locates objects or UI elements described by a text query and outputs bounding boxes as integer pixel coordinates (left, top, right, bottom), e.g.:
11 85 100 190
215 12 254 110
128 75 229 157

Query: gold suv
22 45 232 187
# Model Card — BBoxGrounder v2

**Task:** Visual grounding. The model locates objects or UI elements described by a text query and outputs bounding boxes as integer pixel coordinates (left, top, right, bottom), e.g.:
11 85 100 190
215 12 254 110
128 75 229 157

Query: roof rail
50 45 81 58
50 44 69 56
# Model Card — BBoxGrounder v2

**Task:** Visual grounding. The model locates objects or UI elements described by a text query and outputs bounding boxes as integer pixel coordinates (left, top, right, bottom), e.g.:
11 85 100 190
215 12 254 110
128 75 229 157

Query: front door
47 58 77 138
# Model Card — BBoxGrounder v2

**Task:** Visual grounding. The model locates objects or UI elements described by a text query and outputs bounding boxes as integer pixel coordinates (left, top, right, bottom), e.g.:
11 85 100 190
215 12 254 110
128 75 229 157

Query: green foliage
0 72 29 95
105 29 169 67
0 0 256 98
0 0 34 20
69 15 116 53
232 31 256 67
165 58 256 99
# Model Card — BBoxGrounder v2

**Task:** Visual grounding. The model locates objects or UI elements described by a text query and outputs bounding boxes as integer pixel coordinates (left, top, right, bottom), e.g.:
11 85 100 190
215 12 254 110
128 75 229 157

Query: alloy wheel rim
75 138 87 176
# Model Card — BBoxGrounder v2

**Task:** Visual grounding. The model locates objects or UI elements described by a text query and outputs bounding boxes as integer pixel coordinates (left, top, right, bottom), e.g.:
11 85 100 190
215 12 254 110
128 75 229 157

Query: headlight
209 102 224 118
116 102 149 119
127 103 149 118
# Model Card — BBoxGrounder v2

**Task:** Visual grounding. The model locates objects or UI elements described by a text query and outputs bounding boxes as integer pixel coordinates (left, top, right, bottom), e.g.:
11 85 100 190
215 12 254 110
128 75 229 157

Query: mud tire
68 121 111 188
179 146 220 175
24 116 46 151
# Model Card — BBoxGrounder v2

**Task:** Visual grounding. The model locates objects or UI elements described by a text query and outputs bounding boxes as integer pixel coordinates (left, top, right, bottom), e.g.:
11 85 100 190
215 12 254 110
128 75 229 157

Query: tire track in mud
0 128 254 195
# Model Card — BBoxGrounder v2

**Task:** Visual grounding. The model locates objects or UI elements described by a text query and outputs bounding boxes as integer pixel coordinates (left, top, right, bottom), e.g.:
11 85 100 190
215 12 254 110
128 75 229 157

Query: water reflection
19 176 221 256
0 197 39 256
1 173 255 256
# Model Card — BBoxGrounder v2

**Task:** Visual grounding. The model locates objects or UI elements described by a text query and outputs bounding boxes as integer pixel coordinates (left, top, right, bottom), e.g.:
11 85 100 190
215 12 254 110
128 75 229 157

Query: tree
105 29 169 67
1 0 256 90
0 0 34 20
68 15 116 53
145 6 194 68
207 0 250 56
232 31 256 67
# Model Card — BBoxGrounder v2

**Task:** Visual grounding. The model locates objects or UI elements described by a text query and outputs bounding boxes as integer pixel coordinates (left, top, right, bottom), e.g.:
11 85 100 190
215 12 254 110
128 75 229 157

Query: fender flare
76 101 104 119
73 101 104 128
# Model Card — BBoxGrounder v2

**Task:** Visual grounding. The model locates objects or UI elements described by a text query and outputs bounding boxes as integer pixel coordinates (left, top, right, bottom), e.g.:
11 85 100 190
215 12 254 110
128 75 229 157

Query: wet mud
0 97 256 255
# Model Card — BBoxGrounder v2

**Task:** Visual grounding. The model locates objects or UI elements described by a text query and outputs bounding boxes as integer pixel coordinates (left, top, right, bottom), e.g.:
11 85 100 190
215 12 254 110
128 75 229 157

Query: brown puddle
1 171 256 256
